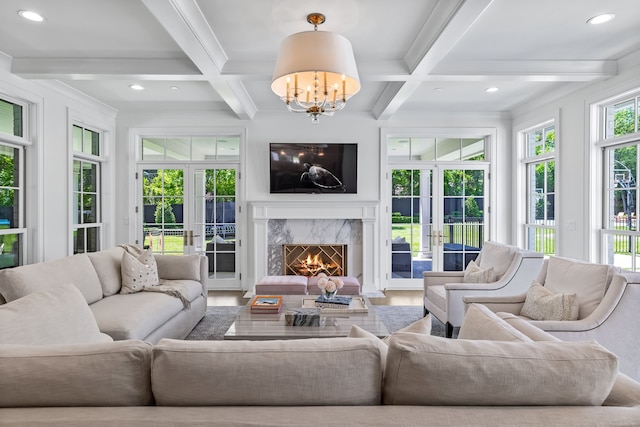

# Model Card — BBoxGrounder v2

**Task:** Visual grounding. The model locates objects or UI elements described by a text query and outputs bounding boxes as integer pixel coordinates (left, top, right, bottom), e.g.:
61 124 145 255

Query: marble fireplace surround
250 201 378 293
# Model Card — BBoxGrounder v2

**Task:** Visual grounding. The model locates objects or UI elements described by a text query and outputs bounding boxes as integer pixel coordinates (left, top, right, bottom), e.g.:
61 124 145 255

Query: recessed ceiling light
170 86 179 90
129 84 145 91
587 13 615 25
485 87 499 93
434 87 444 92
18 10 45 22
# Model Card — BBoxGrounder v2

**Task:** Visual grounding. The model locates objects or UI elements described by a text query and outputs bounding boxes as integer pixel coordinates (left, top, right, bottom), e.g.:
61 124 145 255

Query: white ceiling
1 0 639 120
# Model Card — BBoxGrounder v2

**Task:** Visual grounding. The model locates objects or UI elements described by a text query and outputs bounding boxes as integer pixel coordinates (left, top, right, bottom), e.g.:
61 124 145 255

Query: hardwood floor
207 290 423 307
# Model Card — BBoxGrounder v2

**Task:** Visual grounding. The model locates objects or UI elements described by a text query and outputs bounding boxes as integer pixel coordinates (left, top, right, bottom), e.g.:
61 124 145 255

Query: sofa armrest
154 254 208 296
462 293 526 315
423 271 464 288
523 276 629 333
604 373 640 407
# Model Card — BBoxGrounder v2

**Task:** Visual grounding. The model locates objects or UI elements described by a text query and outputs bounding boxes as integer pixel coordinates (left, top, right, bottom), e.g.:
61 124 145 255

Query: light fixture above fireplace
271 13 361 124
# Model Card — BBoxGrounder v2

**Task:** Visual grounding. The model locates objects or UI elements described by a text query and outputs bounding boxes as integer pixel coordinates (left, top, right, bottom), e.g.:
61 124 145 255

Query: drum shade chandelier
271 13 360 124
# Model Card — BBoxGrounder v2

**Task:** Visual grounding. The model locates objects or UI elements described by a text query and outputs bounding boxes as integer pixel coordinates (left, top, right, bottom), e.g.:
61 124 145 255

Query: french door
389 165 488 283
138 164 239 289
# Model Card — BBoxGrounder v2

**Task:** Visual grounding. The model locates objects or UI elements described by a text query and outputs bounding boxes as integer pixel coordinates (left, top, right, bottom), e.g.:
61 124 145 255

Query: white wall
115 109 511 290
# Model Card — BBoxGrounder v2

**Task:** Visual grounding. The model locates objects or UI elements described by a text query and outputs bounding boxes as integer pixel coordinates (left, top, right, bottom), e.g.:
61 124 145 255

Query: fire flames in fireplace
284 244 346 277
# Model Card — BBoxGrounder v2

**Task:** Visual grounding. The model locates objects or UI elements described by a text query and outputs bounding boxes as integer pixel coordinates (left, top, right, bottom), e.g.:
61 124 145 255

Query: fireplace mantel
250 201 379 293
251 200 378 222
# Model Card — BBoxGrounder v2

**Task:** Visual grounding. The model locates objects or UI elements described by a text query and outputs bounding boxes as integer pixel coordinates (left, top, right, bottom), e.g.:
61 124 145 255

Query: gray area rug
185 305 446 340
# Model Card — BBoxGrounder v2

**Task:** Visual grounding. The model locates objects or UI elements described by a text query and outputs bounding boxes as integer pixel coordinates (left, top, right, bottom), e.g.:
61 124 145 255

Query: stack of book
250 295 283 313
314 295 353 309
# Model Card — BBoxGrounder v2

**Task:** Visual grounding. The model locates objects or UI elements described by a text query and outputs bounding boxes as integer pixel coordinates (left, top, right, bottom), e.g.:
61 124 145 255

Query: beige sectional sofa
1 300 639 426
0 246 207 344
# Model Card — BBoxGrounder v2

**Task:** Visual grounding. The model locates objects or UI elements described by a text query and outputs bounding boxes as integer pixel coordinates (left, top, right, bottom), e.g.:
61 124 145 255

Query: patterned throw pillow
520 281 579 321
120 249 159 294
463 260 496 283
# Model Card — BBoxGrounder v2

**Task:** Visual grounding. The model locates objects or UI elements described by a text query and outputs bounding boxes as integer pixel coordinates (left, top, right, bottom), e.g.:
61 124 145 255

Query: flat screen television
270 143 357 194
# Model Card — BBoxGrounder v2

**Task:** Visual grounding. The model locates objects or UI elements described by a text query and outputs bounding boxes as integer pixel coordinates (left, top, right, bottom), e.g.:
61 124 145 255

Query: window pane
73 160 81 192
0 145 18 188
606 99 636 138
142 138 165 160
83 162 97 192
0 232 21 268
73 228 85 254
86 227 100 252
165 137 190 160
216 136 240 160
461 139 485 160
0 99 23 137
83 128 99 156
73 125 83 152
83 194 96 223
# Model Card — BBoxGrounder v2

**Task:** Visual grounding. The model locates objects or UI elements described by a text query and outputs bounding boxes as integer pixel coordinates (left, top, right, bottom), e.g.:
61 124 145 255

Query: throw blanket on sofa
119 244 191 309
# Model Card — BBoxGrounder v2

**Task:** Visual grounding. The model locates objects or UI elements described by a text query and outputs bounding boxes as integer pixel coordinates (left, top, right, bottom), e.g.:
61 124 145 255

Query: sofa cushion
0 283 112 345
121 248 159 294
425 285 446 312
463 260 496 283
0 340 153 407
348 314 433 369
520 281 579 321
90 283 201 340
155 254 202 281
87 246 125 297
152 338 383 406
497 312 563 342
0 253 103 304
383 333 618 406
478 241 517 279
458 303 533 342
545 257 610 319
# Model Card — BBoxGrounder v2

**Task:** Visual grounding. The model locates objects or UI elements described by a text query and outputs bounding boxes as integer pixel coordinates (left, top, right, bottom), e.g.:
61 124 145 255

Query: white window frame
0 92 32 267
68 108 112 255
519 119 556 256
593 87 640 269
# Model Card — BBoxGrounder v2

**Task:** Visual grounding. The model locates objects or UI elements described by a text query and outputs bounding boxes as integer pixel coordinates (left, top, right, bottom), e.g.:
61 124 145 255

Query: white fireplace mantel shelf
251 200 378 222
250 201 379 293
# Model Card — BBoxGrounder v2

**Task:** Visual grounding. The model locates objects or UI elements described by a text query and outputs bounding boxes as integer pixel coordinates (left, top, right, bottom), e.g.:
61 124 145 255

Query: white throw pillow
0 283 112 345
520 281 579 321
120 248 159 294
463 260 496 283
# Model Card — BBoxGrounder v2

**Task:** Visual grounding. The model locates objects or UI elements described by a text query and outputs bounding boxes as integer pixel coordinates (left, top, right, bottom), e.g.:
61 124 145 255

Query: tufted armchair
423 241 544 338
463 256 640 381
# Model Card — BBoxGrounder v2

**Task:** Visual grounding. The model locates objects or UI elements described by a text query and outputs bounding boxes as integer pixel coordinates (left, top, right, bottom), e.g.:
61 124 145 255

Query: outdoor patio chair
423 241 544 337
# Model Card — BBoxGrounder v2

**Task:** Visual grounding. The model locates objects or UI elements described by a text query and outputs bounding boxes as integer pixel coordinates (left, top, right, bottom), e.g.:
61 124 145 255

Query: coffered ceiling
1 0 639 120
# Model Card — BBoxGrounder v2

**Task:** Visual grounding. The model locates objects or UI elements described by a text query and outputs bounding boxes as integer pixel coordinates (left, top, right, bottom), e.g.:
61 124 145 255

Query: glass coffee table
224 295 389 340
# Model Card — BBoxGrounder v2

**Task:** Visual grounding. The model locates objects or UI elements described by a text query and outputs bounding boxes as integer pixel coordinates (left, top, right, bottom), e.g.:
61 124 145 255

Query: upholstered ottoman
255 275 309 295
307 276 361 295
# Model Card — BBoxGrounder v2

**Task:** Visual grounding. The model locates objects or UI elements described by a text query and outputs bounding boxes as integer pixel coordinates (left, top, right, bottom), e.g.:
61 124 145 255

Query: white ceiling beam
12 58 205 80
142 0 256 120
12 56 615 84
431 60 618 81
373 0 494 120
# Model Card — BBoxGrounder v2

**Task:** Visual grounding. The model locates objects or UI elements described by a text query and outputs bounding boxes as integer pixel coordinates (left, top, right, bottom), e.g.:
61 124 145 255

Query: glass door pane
194 167 238 283
141 168 185 255
390 169 433 278
441 168 484 270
